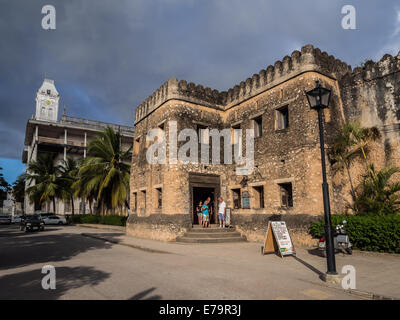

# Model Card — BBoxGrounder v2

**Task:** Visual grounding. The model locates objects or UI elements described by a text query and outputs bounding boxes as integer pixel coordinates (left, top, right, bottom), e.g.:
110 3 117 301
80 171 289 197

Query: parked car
20 214 45 232
0 215 12 224
42 215 67 225
12 215 22 224
40 212 55 217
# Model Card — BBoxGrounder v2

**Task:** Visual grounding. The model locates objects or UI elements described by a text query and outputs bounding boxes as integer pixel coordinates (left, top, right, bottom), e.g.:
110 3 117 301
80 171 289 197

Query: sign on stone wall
241 191 250 209
261 221 296 257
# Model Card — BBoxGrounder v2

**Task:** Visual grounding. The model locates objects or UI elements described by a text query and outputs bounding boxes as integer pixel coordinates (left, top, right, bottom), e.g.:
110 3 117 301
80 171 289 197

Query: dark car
20 214 45 232
0 215 12 224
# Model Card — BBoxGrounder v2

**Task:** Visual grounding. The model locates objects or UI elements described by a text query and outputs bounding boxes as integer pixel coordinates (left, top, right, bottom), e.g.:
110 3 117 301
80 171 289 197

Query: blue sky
1 0 400 184
0 159 25 186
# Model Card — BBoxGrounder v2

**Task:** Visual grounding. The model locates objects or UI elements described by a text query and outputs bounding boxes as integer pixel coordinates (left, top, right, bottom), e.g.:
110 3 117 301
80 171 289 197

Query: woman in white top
218 196 226 228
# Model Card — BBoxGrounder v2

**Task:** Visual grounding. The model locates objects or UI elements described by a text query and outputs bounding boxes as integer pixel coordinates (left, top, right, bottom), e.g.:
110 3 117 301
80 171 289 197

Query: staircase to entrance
176 225 247 243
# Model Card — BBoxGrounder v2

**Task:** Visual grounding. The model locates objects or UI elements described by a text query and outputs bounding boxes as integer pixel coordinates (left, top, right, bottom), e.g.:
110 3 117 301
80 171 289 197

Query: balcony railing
38 136 85 147
61 115 134 135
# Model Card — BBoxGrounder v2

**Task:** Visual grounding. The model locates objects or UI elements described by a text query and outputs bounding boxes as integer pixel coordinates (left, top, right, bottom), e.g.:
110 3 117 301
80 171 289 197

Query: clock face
45 100 51 105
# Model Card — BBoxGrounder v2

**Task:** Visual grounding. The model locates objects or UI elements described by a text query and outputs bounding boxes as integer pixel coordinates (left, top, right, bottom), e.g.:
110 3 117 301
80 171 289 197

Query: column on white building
84 131 87 158
64 128 67 161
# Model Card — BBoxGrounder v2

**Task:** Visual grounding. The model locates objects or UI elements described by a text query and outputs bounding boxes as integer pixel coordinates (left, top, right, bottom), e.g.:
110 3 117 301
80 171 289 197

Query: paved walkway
77 224 400 300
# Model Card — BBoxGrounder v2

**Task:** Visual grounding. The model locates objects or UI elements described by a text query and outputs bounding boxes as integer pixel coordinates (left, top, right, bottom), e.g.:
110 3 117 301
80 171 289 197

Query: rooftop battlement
134 44 352 124
341 52 400 84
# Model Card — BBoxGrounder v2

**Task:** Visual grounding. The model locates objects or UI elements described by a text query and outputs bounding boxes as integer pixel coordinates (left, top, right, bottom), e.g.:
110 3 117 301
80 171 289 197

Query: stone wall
127 44 400 244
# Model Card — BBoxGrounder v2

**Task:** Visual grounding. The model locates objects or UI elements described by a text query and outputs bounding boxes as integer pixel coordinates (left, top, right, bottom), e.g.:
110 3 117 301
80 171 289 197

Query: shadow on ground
0 266 110 299
128 287 162 300
291 255 324 277
0 225 62 238
0 228 113 270
307 248 326 258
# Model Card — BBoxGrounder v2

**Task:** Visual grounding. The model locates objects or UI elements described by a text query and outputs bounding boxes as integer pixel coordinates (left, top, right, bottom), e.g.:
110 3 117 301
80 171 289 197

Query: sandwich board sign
261 221 296 257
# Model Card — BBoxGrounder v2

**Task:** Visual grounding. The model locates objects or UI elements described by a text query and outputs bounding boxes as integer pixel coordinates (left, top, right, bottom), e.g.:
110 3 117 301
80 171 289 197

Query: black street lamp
306 80 337 276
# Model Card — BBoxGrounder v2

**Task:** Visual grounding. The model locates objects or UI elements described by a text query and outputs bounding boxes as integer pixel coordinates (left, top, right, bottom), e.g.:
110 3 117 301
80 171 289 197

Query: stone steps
176 225 247 243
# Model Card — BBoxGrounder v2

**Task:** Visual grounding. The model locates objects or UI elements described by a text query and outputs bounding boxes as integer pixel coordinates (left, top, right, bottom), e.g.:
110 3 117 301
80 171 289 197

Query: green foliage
353 164 400 215
0 167 10 206
310 215 400 253
24 127 130 215
329 121 381 202
12 174 26 204
69 214 127 226
25 153 62 212
58 157 80 215
73 126 131 212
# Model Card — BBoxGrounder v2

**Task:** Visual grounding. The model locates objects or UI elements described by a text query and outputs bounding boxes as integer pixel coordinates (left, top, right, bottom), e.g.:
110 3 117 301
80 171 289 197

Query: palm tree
12 174 26 211
0 167 10 207
344 121 381 170
354 164 400 215
59 157 80 215
329 121 381 201
72 171 97 214
25 153 61 213
74 127 131 214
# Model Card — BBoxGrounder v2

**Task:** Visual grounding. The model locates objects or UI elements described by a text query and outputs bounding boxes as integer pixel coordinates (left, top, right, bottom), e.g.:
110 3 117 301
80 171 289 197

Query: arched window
48 108 53 119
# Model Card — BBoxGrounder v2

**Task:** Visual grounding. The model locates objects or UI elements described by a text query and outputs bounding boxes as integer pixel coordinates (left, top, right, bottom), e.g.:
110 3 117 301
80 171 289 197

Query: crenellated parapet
134 78 226 124
340 51 400 85
338 50 400 130
134 44 352 124
222 44 351 108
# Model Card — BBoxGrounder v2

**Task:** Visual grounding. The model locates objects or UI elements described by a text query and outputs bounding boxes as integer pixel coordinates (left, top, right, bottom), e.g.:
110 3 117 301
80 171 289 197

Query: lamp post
306 80 337 276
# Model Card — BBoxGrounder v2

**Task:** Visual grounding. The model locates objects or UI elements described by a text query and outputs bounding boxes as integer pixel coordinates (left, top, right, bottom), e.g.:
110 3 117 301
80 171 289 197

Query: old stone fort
126 44 400 244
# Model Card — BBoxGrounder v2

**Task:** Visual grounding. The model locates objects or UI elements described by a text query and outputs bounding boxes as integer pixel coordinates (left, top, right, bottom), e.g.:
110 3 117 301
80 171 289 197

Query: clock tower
35 78 60 122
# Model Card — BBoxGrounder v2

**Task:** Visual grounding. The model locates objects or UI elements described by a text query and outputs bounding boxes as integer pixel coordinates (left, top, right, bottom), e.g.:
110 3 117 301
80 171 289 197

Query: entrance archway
189 173 220 225
192 187 215 224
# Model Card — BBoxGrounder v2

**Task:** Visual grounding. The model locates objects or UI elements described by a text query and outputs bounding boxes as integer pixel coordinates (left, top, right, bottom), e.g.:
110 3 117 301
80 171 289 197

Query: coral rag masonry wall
127 44 400 243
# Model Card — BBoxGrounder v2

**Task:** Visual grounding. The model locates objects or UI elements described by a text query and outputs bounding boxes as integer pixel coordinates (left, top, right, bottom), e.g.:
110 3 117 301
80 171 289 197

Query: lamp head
306 80 331 110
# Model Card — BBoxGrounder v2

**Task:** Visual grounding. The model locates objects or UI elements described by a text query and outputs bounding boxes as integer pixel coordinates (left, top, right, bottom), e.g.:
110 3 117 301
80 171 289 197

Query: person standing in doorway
202 199 210 228
206 196 213 224
218 196 226 228
196 201 203 225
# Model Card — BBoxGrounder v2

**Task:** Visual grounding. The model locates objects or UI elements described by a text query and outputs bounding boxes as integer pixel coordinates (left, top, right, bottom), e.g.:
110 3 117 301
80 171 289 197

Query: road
0 224 366 300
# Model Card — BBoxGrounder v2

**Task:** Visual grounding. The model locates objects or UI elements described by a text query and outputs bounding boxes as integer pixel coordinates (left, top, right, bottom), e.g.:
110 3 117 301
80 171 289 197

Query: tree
0 167 10 207
12 174 26 210
354 164 400 215
344 121 381 170
25 153 61 213
59 157 80 215
74 127 131 214
329 121 381 201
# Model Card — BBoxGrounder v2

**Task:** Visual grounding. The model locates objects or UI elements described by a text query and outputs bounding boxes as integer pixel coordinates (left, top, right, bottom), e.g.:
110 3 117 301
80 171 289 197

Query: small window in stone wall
141 190 146 209
197 124 209 144
253 185 264 208
133 192 137 210
232 188 241 209
279 183 293 208
231 124 242 160
134 137 140 154
253 116 262 137
156 188 162 209
231 124 241 144
276 105 289 130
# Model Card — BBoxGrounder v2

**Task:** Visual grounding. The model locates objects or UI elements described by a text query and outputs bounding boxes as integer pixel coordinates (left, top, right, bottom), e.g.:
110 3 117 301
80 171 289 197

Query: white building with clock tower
35 78 60 122
22 78 134 215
